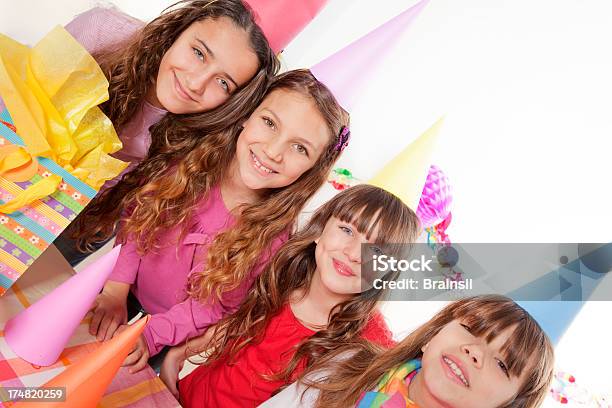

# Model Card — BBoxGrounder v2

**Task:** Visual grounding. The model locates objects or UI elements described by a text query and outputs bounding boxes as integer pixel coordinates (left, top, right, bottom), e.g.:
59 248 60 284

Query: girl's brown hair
95 0 279 134
198 184 421 383
303 295 554 408
70 0 280 249
74 69 349 302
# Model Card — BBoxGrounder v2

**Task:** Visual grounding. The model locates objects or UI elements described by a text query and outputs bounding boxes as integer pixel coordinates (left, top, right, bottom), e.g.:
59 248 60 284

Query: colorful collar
357 359 421 408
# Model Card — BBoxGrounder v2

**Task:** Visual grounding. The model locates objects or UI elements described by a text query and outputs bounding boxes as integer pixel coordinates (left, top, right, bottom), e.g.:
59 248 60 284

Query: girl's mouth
442 355 470 387
333 258 356 277
250 151 277 175
173 72 196 103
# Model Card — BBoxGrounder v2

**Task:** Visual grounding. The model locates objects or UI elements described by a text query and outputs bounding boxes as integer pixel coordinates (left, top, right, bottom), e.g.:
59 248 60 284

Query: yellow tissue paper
0 174 62 214
0 26 128 192
0 26 131 292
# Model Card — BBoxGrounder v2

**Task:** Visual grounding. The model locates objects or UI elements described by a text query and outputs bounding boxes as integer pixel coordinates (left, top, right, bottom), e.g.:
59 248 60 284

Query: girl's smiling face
234 88 330 191
152 17 260 113
412 320 530 408
313 216 381 297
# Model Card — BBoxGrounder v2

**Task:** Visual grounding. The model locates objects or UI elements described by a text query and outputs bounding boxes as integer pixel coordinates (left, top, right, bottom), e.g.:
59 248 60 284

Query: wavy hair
303 295 554 408
197 185 421 384
74 69 349 303
93 0 279 134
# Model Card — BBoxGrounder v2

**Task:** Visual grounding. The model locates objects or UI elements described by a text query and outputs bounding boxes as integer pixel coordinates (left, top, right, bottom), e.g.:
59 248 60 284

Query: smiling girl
78 69 350 373
56 0 280 265
266 295 554 408
65 0 278 170
165 184 421 407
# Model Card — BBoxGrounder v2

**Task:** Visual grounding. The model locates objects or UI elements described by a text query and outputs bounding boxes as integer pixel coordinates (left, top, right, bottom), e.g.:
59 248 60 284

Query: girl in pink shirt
57 0 280 265
78 69 350 372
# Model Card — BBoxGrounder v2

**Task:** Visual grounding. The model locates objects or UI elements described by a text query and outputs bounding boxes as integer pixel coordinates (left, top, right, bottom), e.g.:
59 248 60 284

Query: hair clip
334 126 351 152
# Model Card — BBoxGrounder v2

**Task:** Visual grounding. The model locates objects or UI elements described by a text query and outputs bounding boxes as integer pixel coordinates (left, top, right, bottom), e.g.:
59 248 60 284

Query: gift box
0 27 129 295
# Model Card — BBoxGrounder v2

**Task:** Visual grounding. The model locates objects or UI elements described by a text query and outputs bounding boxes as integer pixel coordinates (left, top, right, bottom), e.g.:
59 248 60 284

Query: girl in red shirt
169 184 421 407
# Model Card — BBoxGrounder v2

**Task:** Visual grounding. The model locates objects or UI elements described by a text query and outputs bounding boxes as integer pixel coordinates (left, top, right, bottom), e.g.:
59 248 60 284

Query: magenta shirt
110 186 288 356
65 7 167 190
65 8 290 355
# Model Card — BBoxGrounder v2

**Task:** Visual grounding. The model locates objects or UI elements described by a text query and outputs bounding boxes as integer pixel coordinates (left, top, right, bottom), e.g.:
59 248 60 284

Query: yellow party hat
368 117 444 210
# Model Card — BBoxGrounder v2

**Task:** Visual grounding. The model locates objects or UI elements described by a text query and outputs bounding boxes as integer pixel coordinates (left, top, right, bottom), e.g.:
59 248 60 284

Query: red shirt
179 304 394 408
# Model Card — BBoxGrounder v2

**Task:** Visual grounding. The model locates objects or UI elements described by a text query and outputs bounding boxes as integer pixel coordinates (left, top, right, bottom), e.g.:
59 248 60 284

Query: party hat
310 0 429 112
517 301 582 345
369 118 443 211
245 0 329 53
13 316 150 408
4 245 121 366
516 243 612 344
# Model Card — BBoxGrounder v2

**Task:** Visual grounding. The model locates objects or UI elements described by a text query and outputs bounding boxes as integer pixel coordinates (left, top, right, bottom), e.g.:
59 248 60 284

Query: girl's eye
460 323 472 333
217 78 229 93
193 47 205 62
497 359 510 377
292 144 308 156
262 117 275 129
339 226 353 236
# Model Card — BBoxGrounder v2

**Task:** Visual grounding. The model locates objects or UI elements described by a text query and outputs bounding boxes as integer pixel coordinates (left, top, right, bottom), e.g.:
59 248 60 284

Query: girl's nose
262 136 284 163
461 344 484 368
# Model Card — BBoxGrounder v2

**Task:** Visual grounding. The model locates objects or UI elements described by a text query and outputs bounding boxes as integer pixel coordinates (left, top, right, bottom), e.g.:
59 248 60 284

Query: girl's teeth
444 357 469 386
252 153 273 173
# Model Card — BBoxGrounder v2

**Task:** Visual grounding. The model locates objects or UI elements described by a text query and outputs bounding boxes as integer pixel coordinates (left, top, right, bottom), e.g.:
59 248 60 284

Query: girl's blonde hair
303 295 555 408
199 184 421 383
75 69 349 304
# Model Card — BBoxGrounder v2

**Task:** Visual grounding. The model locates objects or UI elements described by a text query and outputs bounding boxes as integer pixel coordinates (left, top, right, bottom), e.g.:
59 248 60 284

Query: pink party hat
4 245 122 366
245 0 329 53
310 0 428 112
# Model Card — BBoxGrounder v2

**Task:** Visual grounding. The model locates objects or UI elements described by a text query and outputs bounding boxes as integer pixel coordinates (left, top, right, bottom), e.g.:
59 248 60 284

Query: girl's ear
314 237 320 244
421 342 429 353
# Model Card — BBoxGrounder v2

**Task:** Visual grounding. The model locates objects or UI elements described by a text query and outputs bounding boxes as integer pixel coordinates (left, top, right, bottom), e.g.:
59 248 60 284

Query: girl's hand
115 326 150 373
89 281 129 341
160 345 186 398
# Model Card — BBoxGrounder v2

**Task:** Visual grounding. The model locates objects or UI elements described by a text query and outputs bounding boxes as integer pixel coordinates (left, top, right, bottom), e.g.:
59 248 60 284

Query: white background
2 0 611 405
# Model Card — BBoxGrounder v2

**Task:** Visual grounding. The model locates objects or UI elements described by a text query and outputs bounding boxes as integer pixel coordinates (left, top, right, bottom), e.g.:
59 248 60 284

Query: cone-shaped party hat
369 117 443 211
516 243 612 344
310 0 429 112
4 245 122 366
517 301 582 345
13 316 150 408
245 0 329 53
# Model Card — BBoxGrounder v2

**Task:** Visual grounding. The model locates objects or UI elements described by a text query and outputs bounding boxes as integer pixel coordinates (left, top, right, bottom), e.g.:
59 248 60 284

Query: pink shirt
110 186 288 356
65 7 167 189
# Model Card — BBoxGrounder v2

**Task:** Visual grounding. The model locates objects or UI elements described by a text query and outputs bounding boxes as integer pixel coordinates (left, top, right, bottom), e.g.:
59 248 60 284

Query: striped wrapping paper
0 110 96 296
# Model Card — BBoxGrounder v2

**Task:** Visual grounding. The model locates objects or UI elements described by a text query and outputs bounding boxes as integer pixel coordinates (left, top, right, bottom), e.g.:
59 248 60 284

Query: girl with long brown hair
56 0 281 265
262 295 554 408
166 184 421 407
79 69 350 373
